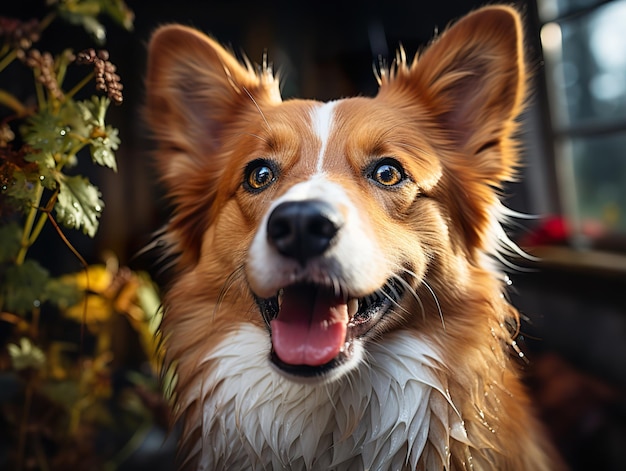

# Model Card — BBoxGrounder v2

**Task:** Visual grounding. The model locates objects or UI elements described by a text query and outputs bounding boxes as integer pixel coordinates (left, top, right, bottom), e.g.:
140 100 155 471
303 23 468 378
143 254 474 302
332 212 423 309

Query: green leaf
56 0 134 43
44 276 82 310
41 379 81 410
102 0 135 31
23 111 76 156
0 222 21 262
77 97 119 171
4 167 39 210
78 96 108 128
90 125 119 170
58 7 107 45
55 175 104 237
1 260 50 315
57 0 109 44
0 147 55 211
23 150 59 190
23 102 96 171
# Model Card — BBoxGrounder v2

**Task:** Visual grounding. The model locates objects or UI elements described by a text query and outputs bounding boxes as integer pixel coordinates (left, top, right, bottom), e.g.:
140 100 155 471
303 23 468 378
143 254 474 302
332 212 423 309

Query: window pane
570 132 626 232
539 0 606 20
544 0 626 128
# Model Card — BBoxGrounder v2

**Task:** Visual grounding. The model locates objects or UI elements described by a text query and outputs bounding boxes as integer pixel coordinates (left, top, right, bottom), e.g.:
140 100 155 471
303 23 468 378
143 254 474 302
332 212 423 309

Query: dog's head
146 6 526 382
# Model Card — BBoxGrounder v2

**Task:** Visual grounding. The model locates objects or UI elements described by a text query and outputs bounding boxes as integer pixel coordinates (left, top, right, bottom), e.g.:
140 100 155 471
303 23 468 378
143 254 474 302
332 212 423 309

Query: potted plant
0 2 166 469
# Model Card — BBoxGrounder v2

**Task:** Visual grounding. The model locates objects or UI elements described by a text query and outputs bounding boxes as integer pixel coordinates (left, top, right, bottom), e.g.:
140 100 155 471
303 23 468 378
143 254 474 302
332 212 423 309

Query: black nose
266 200 343 265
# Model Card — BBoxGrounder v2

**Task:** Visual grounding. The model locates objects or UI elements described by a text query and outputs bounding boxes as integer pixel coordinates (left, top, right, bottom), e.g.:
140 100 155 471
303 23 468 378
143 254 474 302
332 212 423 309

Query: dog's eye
371 159 405 187
244 159 277 192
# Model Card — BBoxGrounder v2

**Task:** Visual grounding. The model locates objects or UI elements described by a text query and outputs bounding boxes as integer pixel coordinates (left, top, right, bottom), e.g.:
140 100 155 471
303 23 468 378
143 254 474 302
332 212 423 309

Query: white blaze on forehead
311 101 340 173
273 174 347 205
246 99 391 299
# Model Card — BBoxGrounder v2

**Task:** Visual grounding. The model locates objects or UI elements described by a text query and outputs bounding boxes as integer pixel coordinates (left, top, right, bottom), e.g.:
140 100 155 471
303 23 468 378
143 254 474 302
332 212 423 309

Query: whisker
422 279 445 331
213 265 246 320
396 266 445 330
385 273 414 317
242 131 273 147
242 86 272 133
367 274 409 319
393 270 426 321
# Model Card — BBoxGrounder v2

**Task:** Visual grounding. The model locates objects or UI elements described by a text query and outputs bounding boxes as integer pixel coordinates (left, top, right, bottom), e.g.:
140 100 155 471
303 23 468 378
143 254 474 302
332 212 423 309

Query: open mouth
256 279 404 378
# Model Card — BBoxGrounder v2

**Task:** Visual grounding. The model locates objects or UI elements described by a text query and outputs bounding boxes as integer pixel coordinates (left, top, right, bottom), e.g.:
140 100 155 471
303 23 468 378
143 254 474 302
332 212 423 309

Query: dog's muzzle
254 199 404 379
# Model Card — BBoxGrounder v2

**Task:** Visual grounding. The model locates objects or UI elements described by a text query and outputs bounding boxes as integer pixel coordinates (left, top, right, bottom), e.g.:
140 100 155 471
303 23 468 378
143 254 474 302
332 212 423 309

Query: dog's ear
145 26 281 264
379 6 526 184
145 24 282 185
146 25 281 160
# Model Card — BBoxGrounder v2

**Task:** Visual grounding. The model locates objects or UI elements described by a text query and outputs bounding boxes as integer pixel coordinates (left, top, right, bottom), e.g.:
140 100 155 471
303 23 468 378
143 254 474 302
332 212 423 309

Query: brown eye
371 159 404 187
244 159 277 192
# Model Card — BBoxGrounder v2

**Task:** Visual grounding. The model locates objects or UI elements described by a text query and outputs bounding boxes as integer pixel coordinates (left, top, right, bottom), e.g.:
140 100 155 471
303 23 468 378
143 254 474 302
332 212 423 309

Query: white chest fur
187 325 470 470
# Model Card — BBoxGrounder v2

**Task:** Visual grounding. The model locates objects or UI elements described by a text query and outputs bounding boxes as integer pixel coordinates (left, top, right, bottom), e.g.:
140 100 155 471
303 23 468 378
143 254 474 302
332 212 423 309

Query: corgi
145 6 563 470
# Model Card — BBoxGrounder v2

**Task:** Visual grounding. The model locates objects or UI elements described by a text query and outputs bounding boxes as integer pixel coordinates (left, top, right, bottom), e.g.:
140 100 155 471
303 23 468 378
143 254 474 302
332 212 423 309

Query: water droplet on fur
39 175 44 181
95 205 102 212
59 129 66 136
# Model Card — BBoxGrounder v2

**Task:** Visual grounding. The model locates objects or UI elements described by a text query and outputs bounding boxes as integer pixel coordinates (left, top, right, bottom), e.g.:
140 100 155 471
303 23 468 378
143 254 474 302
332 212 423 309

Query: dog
145 5 563 470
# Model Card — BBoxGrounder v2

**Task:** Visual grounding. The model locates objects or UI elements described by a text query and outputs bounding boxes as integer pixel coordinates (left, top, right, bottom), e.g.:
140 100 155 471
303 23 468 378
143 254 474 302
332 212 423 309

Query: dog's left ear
380 6 526 184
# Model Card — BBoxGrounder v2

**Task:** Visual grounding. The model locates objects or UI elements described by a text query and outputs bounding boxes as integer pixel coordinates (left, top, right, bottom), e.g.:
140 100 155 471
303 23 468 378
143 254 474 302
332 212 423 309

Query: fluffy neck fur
181 325 465 470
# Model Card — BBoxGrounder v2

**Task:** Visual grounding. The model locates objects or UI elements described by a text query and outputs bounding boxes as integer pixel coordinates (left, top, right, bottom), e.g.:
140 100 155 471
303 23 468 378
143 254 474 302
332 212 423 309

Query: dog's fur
145 6 562 470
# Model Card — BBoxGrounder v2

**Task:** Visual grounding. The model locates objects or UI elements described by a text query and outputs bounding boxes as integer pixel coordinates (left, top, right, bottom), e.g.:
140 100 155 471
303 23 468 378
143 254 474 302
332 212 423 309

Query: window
538 0 626 249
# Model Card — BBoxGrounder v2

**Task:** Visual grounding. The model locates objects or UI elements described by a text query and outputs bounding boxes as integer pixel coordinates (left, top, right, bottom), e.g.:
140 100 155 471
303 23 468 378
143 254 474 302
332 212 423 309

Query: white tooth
348 298 358 317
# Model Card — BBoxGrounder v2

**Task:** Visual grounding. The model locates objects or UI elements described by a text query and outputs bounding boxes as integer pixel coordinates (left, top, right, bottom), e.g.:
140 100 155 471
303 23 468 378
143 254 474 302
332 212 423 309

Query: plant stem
16 182 44 266
104 420 151 471
0 89 28 116
16 374 34 471
28 212 49 247
65 71 94 102
38 12 57 33
0 49 17 75
34 75 46 112
27 189 59 248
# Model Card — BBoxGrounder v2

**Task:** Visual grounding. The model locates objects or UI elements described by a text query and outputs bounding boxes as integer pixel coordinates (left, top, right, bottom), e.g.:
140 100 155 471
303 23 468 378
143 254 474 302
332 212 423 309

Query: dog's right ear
145 26 281 264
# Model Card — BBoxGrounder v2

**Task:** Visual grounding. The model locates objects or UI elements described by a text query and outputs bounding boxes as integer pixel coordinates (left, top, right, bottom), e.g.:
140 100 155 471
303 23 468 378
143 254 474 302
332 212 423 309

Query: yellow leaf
63 294 112 326
61 264 112 294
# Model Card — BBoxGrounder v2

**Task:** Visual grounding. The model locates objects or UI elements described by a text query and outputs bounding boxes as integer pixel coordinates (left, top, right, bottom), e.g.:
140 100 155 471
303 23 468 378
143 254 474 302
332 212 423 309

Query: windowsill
524 245 626 278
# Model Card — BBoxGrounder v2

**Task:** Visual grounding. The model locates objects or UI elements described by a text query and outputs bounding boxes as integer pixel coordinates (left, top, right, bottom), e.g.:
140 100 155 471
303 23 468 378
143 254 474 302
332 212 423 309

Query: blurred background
1 0 625 469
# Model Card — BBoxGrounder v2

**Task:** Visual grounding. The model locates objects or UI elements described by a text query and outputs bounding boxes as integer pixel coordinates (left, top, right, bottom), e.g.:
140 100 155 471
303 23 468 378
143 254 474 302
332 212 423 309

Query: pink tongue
270 285 348 366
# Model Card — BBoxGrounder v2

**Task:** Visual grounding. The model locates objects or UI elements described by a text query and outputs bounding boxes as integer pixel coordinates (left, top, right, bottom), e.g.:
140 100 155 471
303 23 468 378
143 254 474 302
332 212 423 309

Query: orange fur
146 6 564 470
